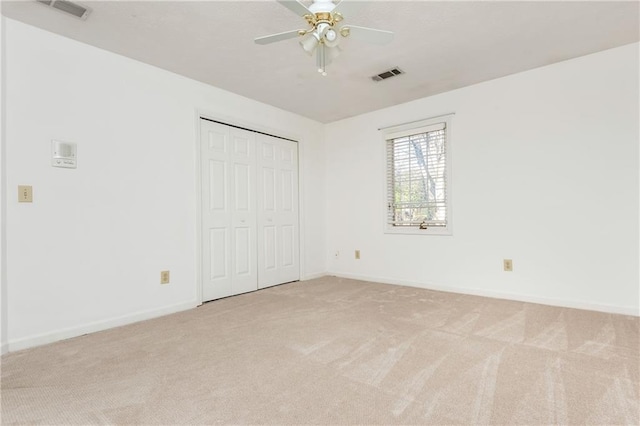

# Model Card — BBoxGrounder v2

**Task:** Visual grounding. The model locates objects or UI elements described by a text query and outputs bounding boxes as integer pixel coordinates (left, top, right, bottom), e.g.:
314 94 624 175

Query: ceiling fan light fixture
325 28 337 41
323 28 339 47
327 44 342 62
300 31 320 55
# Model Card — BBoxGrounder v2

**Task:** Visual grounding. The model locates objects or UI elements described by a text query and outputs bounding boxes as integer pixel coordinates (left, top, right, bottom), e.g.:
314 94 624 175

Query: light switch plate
18 185 33 203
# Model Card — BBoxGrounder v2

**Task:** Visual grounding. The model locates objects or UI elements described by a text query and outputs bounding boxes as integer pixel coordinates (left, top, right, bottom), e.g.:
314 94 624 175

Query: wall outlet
503 259 513 272
334 251 340 259
355 250 360 260
18 185 33 203
160 270 170 284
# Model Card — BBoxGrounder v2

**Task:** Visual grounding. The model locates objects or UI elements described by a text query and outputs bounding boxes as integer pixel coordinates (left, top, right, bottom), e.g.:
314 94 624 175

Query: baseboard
1 341 8 355
301 272 326 281
329 271 639 317
7 300 198 353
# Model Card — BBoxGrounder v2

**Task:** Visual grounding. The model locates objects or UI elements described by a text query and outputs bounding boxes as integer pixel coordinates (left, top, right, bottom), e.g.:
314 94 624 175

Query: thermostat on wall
51 140 77 169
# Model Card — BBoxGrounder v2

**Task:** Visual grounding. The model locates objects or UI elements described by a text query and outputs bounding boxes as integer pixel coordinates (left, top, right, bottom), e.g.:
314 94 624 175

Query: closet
200 119 299 302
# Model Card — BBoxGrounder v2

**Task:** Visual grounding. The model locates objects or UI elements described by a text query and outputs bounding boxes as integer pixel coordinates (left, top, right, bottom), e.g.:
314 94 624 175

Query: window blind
386 123 447 228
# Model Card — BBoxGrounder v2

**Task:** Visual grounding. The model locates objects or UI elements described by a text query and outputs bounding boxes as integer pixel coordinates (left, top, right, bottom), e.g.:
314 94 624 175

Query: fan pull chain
317 43 327 76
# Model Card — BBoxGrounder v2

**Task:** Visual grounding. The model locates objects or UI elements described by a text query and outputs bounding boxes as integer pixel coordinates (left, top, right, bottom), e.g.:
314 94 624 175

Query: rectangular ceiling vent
37 0 91 20
371 67 404 82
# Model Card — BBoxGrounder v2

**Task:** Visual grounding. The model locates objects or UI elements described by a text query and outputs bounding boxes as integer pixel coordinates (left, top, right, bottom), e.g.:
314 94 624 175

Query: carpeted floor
2 276 638 425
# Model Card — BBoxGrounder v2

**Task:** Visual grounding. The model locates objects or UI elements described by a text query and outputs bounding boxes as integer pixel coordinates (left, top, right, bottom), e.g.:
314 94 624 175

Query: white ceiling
2 0 639 123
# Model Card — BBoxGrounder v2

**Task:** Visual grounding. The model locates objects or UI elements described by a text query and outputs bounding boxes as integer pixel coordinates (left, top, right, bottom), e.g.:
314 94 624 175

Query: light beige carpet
1 276 638 425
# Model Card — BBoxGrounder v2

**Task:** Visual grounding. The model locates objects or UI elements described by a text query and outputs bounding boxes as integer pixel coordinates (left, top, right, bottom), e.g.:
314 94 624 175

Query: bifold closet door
201 120 257 302
257 134 300 289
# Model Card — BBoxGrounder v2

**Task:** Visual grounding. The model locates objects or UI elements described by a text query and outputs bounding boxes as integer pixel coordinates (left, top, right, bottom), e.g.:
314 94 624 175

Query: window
383 115 452 235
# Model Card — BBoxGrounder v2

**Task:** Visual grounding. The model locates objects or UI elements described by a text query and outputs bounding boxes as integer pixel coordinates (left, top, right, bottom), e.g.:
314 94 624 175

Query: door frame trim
194 109 305 305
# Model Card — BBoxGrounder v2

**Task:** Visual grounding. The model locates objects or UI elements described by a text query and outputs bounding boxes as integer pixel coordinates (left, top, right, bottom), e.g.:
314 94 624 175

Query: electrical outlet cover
503 259 513 272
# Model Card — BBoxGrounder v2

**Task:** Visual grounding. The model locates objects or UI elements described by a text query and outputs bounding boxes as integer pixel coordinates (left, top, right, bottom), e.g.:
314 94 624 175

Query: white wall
4 18 325 351
325 43 639 315
1 15 8 354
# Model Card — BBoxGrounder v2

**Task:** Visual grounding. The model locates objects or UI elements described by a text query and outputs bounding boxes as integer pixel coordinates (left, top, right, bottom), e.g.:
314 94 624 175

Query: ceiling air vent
37 0 91 20
371 67 404 82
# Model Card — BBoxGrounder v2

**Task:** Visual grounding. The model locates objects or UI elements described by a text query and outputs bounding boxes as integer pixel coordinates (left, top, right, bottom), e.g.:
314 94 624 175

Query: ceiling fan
255 0 394 76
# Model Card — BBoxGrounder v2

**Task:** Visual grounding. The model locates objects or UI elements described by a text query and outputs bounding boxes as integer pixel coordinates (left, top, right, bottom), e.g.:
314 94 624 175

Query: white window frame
381 114 453 236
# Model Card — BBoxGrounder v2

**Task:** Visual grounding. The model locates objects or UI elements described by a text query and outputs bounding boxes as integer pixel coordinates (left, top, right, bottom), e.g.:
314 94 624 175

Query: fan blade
345 25 394 44
332 0 365 19
277 0 312 17
255 30 301 45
